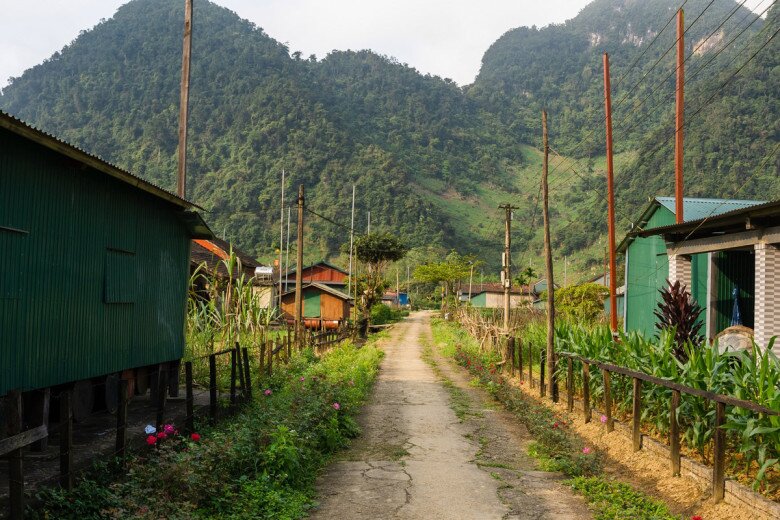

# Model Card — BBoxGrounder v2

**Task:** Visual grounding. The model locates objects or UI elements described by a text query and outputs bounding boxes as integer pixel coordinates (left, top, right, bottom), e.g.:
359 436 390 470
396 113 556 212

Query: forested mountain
1 0 777 275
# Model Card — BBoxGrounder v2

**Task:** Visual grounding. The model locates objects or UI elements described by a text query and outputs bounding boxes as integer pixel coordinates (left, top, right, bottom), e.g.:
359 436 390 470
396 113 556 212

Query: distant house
285 261 349 293
618 197 764 339
464 283 535 308
190 237 276 308
280 282 353 329
630 199 780 354
381 291 409 308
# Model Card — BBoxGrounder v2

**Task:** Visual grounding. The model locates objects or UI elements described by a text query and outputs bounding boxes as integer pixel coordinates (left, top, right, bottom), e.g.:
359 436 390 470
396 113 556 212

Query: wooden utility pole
294 185 305 337
176 0 193 198
278 169 285 308
541 110 556 400
499 204 518 332
675 9 685 224
603 53 619 333
348 185 356 294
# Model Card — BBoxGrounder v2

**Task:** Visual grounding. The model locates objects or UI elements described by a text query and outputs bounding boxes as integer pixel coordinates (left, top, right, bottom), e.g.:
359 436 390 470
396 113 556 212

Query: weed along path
310 312 589 519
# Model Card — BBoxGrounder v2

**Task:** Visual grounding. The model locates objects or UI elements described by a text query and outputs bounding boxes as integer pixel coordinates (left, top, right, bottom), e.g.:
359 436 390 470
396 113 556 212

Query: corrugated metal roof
282 282 353 301
655 197 765 222
0 109 201 210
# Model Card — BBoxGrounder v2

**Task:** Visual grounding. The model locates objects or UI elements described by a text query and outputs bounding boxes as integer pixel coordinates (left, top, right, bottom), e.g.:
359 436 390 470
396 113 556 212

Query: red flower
691 516 703 520
146 435 157 446
190 432 201 442
553 422 559 429
156 432 167 440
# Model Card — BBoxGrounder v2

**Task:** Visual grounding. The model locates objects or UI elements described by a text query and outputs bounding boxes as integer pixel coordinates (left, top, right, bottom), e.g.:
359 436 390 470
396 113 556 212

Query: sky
0 0 767 89
0 0 593 88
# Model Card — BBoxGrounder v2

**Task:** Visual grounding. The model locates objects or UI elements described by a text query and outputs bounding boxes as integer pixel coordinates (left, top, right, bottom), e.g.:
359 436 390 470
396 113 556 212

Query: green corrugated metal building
0 111 211 396
619 197 762 338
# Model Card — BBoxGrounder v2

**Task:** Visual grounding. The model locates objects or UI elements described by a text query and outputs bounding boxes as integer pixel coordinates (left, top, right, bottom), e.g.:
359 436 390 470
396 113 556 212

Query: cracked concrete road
309 311 589 519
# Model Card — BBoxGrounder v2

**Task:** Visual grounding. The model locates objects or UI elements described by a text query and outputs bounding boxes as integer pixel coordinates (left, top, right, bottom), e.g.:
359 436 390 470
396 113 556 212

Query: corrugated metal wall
0 129 191 395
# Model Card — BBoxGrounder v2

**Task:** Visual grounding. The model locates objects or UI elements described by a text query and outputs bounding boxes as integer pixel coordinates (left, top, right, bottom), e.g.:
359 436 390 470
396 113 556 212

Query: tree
413 251 472 312
514 266 537 287
353 232 408 335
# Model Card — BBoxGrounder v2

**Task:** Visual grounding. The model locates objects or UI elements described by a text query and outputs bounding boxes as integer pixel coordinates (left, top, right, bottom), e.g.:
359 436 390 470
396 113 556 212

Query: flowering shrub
34 341 383 519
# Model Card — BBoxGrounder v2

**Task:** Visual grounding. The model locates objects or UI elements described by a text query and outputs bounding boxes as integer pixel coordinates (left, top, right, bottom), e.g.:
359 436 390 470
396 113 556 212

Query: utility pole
278 169 285 308
176 0 193 198
564 256 568 287
499 203 518 332
675 9 685 224
541 110 556 401
294 185 305 337
348 185 356 294
468 262 474 302
284 206 291 293
603 53 619 333
396 269 400 308
367 211 371 233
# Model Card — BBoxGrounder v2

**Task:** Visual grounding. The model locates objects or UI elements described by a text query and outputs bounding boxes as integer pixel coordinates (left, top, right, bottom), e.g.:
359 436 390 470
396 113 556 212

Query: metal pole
542 110 556 400
499 204 516 332
603 53 619 333
675 9 685 224
295 185 305 336
367 211 371 233
176 0 193 198
348 185 355 294
468 264 474 302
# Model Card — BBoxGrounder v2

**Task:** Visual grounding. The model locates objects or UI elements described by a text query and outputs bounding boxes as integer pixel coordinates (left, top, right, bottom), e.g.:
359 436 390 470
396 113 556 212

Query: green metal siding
0 128 192 395
470 292 486 307
624 206 709 337
304 290 321 317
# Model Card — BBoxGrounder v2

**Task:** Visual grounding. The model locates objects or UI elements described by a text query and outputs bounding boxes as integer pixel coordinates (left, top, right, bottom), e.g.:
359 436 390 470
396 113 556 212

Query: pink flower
600 415 608 424
332 402 341 410
582 447 592 455
300 376 305 382
146 435 157 446
190 432 201 442
264 389 272 396
349 380 355 386
164 424 175 435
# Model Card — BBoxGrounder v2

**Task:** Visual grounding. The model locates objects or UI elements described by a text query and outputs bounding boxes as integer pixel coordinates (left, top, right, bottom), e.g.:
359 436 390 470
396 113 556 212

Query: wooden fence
500 335 780 503
1 324 355 519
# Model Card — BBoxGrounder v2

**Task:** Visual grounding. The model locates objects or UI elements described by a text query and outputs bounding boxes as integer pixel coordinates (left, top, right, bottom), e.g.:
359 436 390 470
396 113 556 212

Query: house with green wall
618 197 763 339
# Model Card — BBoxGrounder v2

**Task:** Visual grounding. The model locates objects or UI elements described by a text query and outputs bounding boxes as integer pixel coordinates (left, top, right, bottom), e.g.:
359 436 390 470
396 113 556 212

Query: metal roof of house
654 197 764 222
632 198 780 240
0 110 201 210
285 260 348 276
617 197 765 252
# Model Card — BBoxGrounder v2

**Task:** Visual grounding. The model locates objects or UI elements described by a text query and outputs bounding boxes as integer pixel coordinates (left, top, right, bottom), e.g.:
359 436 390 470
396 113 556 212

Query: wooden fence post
540 350 546 397
712 401 726 502
632 377 642 451
506 336 515 376
6 390 24 519
287 331 292 359
259 340 266 375
185 361 194 432
116 379 128 462
582 363 591 423
567 357 574 412
230 347 238 405
242 348 252 400
235 342 246 402
209 354 218 423
552 354 559 403
156 365 168 429
59 390 73 491
602 369 613 432
670 389 680 476
528 345 533 388
518 339 524 382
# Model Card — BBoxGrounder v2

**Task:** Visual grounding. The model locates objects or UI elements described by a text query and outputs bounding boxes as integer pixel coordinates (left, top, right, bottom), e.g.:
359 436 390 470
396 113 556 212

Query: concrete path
309 312 589 519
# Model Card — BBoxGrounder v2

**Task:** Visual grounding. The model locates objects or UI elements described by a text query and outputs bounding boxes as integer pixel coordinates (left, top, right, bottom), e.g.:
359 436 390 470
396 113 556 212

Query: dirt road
309 312 589 519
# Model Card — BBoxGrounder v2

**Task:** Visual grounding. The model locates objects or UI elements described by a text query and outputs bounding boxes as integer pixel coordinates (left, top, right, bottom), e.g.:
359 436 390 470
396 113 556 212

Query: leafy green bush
370 303 408 325
540 283 609 323
33 342 384 519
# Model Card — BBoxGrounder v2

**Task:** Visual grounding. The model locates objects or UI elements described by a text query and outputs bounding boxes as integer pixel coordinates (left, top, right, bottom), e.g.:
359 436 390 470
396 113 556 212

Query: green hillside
1 0 777 281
